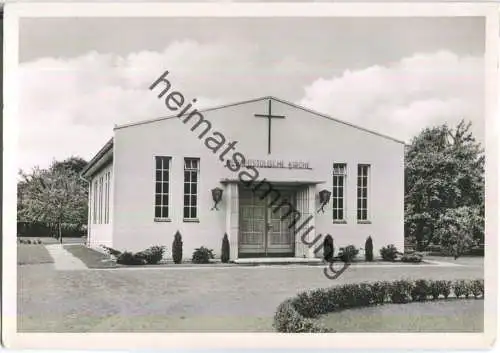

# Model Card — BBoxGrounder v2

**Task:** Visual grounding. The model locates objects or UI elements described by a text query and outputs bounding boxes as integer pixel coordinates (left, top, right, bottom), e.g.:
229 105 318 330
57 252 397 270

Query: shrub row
322 238 419 264
274 299 331 333
104 232 220 265
116 245 166 265
273 278 484 333
18 239 43 245
173 231 228 264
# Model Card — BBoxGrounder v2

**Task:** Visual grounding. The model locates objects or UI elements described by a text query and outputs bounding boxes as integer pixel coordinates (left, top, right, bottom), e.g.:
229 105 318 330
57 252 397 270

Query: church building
81 81 405 261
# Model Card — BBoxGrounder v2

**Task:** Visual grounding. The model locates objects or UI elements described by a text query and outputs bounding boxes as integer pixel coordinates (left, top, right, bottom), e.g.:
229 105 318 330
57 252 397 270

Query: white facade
82 96 405 260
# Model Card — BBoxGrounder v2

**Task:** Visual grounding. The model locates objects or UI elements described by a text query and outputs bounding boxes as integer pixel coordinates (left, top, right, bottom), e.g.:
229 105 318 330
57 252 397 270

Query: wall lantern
211 187 223 210
318 189 332 213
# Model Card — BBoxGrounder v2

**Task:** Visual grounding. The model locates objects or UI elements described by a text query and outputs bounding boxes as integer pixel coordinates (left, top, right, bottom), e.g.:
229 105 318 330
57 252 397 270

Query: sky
18 16 485 171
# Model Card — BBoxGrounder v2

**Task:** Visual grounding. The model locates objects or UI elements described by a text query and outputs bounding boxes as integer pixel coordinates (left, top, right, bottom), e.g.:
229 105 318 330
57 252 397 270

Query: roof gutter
80 138 113 179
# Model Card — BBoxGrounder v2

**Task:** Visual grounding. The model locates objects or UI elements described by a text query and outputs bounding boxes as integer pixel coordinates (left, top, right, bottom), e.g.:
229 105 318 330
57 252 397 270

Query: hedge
273 278 484 333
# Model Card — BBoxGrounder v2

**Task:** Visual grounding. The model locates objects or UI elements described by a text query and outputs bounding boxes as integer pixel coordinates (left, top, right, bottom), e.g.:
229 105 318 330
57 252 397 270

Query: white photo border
3 2 498 350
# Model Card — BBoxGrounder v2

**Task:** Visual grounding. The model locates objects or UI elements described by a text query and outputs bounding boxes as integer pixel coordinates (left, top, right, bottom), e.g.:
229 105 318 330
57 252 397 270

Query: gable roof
115 95 406 145
82 96 406 178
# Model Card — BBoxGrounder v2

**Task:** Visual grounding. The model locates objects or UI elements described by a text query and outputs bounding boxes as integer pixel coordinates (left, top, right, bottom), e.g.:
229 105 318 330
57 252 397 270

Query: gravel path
45 244 88 270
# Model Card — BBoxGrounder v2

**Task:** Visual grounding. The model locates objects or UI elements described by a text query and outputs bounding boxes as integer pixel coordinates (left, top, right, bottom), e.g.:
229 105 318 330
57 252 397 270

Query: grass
17 256 484 332
63 245 116 268
20 314 273 332
17 244 54 265
316 299 484 332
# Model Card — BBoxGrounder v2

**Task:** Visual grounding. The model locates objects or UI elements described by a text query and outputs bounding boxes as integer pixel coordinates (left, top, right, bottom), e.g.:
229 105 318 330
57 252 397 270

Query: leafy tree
18 162 88 243
434 206 482 258
51 156 88 175
405 120 484 251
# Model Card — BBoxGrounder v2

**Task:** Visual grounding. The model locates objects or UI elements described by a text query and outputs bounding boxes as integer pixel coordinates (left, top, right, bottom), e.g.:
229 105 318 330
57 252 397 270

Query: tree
51 156 88 175
323 234 334 263
172 231 183 264
221 233 230 263
18 163 88 243
365 236 373 261
434 206 482 258
405 120 484 251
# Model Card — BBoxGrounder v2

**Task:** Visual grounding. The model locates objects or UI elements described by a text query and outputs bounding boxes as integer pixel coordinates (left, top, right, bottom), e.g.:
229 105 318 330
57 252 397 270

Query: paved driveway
17 258 483 332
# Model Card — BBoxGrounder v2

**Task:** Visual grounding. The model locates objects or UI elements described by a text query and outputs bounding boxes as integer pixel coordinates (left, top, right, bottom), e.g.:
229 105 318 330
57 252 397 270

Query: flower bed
273 278 484 333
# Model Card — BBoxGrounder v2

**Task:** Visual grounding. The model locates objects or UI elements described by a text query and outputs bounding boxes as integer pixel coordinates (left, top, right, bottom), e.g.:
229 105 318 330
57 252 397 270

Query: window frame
183 157 200 222
332 163 347 223
154 156 171 222
357 164 371 223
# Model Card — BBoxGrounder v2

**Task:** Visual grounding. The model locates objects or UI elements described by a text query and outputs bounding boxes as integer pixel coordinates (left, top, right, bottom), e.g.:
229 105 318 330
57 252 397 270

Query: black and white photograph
3 2 498 350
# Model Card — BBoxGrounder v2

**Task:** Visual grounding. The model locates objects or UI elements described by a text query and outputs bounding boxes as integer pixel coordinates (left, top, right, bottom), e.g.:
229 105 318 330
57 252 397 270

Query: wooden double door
238 187 295 257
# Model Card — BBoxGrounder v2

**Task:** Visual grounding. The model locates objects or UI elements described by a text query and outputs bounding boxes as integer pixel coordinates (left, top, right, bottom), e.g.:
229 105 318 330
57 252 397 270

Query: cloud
298 51 484 143
18 45 483 172
18 42 238 171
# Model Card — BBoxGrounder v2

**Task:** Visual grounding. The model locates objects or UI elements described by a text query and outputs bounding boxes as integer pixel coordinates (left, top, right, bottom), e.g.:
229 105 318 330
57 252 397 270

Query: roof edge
113 95 406 145
80 138 114 179
272 96 407 145
114 96 274 130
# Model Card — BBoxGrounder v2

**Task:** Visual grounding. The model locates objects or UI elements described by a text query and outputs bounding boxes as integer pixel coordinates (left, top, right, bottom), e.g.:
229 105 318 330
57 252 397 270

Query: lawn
17 244 54 265
316 299 483 332
18 256 484 332
63 245 116 269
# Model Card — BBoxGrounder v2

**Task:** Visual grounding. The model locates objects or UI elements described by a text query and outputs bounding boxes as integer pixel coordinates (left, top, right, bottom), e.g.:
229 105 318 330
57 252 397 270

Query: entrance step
233 257 322 265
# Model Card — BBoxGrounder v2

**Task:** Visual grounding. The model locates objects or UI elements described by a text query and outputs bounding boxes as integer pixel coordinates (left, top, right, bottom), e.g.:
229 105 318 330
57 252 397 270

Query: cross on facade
254 99 285 154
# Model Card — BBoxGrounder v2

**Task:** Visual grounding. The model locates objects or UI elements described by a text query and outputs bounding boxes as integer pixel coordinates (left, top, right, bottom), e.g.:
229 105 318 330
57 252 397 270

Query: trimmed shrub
380 244 399 262
273 279 484 333
141 245 166 264
438 280 452 299
221 233 230 263
429 281 441 300
470 279 484 298
358 283 373 306
411 279 429 301
323 234 334 263
192 246 215 264
365 236 374 261
273 299 331 333
390 280 413 304
116 251 146 265
401 252 423 263
172 231 183 264
27 240 32 245
453 280 469 298
338 245 359 263
369 281 390 304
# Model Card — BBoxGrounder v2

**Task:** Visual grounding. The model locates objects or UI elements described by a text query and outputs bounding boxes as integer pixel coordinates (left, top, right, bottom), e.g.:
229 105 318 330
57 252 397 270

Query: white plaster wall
87 163 114 249
112 98 404 259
